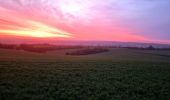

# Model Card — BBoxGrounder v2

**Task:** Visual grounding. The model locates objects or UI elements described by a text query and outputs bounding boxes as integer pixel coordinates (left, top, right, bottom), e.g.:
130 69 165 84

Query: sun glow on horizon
0 20 73 38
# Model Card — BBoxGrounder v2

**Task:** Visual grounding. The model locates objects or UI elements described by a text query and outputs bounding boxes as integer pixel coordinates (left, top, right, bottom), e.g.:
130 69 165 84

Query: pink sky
0 0 170 44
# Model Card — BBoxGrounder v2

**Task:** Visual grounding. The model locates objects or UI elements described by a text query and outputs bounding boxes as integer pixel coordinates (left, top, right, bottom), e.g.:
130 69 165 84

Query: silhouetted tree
147 45 155 50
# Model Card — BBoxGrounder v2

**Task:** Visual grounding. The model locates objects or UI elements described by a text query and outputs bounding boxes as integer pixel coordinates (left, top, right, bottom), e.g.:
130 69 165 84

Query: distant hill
48 40 170 48
1 40 170 48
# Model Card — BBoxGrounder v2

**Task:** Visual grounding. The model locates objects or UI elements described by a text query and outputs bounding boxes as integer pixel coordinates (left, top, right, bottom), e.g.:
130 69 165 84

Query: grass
0 48 170 100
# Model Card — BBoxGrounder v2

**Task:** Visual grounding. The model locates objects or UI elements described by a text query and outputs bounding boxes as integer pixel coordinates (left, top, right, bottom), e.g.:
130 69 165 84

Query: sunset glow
0 20 72 38
0 0 170 44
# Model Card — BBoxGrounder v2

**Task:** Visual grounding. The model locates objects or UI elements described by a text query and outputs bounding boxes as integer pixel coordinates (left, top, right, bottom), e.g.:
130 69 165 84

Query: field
0 48 170 100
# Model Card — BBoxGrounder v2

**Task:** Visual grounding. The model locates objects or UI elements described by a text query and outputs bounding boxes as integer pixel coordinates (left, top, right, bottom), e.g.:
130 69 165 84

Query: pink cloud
0 0 169 44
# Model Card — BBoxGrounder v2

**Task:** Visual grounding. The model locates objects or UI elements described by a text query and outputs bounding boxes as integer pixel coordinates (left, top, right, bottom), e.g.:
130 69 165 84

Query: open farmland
0 48 170 100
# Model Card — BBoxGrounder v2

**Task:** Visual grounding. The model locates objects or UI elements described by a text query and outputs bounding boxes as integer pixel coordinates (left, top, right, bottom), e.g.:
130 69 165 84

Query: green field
0 48 170 100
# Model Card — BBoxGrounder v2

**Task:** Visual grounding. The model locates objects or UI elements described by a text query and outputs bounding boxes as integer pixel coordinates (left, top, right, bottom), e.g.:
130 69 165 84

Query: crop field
0 48 170 100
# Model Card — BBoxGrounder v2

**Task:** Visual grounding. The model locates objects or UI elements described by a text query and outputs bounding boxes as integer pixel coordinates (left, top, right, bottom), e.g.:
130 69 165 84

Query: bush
66 47 109 55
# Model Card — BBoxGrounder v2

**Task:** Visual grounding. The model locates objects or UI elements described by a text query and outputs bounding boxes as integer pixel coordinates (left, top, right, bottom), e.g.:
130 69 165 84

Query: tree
147 45 155 50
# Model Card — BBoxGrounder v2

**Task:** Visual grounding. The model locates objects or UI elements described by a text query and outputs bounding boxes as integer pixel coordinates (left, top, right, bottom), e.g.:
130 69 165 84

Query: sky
0 0 170 44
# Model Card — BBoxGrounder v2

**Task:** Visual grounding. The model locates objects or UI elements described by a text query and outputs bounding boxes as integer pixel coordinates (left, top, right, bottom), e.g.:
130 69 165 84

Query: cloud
0 6 72 38
0 0 170 43
105 0 170 40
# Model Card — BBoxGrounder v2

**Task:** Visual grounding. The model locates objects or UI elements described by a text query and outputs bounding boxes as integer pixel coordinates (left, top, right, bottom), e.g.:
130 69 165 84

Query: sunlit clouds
0 6 72 38
0 0 170 44
0 20 73 38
